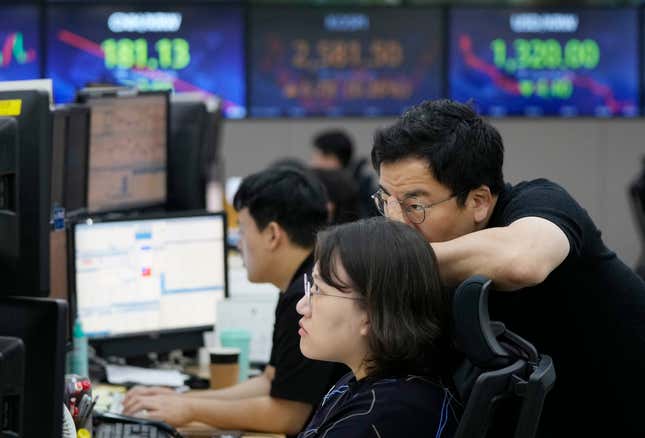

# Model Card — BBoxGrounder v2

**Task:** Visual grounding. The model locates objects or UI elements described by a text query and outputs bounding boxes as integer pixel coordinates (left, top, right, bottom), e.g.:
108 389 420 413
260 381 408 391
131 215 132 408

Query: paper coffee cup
209 347 240 389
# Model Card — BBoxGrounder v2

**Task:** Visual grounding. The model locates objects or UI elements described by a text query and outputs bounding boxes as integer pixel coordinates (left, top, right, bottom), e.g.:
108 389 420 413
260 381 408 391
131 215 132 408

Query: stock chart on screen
46 4 246 118
0 5 40 81
449 8 640 117
249 7 444 117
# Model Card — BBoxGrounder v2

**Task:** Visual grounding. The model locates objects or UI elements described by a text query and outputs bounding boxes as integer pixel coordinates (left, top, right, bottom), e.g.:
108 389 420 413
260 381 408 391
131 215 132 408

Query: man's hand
122 394 194 427
385 196 406 223
123 386 177 414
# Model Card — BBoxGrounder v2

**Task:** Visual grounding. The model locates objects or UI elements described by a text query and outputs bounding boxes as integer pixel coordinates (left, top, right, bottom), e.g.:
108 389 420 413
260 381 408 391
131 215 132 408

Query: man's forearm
432 227 530 291
187 396 312 435
185 373 272 400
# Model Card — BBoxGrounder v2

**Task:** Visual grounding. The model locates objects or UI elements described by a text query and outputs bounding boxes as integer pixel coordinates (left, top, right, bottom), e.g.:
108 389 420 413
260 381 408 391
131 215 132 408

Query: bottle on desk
67 318 89 378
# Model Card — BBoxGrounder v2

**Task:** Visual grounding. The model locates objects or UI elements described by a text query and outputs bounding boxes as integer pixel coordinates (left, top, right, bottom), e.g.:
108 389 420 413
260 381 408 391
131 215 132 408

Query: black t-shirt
269 253 347 407
298 372 460 438
487 179 645 437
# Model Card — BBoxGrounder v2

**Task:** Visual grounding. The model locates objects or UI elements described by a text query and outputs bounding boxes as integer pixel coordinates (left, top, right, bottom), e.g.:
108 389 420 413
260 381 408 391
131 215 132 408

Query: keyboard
93 384 127 414
94 422 172 438
93 412 183 438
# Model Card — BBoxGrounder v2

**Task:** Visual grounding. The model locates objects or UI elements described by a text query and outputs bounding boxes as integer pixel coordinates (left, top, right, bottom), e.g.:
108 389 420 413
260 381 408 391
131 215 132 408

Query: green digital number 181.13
101 38 191 70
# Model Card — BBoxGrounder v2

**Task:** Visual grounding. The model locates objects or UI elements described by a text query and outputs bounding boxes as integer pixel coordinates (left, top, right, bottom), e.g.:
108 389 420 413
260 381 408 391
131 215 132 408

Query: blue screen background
0 5 41 81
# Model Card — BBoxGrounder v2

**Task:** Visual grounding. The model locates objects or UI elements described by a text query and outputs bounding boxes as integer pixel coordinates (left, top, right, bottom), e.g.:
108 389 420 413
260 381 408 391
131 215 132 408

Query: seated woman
296 217 460 437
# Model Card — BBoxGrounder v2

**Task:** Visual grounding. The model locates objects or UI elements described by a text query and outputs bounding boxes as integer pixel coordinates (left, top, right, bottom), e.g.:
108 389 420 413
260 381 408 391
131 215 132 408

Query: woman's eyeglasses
303 273 364 308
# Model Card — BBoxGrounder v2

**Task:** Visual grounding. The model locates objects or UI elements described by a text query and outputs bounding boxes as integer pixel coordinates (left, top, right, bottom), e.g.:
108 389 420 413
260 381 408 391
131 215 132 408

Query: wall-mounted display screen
449 8 639 117
249 7 444 117
46 4 246 118
0 5 41 81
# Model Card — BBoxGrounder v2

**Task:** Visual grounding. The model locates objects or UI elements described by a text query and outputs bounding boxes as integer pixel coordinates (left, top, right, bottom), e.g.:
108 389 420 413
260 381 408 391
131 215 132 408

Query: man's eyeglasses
371 190 458 224
303 273 363 308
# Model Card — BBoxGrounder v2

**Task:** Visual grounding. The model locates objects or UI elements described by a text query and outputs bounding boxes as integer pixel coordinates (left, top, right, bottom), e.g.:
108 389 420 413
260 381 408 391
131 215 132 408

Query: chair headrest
453 275 513 369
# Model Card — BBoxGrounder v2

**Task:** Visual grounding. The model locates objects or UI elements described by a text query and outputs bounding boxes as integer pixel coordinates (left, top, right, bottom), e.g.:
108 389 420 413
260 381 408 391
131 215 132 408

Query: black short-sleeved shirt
298 372 460 438
269 253 347 407
486 179 645 437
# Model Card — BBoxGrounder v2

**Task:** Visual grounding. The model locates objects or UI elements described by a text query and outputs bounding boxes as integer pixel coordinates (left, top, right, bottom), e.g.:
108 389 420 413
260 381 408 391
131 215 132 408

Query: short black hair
371 99 505 206
313 130 354 168
315 217 456 381
233 167 328 248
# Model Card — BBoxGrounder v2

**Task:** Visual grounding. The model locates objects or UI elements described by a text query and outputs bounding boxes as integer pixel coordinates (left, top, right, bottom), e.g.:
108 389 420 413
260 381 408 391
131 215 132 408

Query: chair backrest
628 157 645 279
452 276 556 438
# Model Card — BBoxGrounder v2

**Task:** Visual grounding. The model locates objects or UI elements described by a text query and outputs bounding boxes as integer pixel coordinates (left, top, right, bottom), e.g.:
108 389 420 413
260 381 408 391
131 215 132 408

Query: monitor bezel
68 210 228 357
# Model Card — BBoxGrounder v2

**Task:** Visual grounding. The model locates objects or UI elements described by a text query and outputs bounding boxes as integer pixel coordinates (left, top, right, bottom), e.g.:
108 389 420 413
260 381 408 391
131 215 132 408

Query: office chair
452 276 556 438
628 157 645 280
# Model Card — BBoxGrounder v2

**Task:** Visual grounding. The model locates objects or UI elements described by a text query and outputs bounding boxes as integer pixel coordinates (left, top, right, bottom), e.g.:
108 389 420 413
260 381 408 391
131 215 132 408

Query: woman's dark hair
233 166 328 248
315 217 456 380
371 99 505 206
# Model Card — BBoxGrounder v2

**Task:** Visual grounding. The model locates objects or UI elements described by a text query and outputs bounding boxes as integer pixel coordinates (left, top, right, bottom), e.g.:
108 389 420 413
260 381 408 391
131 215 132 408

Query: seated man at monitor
123 166 346 435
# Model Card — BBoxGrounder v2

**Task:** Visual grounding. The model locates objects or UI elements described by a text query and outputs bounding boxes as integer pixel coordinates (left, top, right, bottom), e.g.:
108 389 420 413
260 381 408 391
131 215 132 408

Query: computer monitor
449 7 640 117
0 336 24 437
0 117 18 291
0 296 67 438
0 90 52 297
51 105 90 217
71 211 228 358
0 4 41 82
167 95 223 211
77 90 168 214
45 2 246 118
249 6 444 117
49 106 90 346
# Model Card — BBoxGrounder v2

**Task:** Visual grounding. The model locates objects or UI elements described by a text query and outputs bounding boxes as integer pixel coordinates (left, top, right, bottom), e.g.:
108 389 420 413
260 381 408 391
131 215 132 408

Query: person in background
269 158 360 225
371 99 645 437
311 129 378 218
124 166 347 436
296 218 460 437
311 168 360 225
310 129 354 170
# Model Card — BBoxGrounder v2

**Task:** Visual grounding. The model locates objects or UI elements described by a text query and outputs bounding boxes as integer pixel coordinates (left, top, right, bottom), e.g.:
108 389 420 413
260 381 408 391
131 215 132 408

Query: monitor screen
449 8 639 117
46 3 246 118
0 5 40 81
249 7 444 117
73 213 227 339
84 92 167 213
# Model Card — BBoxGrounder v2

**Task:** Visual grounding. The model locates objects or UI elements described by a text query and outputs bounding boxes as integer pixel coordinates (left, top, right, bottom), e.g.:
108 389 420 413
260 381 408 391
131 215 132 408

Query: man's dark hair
313 130 354 168
371 99 505 206
315 217 457 381
233 167 328 248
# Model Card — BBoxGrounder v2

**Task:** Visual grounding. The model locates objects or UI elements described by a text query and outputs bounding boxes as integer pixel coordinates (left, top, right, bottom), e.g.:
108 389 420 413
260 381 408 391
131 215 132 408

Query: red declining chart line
58 29 104 58
459 35 519 95
459 34 627 113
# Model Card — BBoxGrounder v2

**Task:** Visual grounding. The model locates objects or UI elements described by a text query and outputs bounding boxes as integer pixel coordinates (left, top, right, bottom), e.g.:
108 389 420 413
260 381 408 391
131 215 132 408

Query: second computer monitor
80 91 168 214
71 212 227 357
